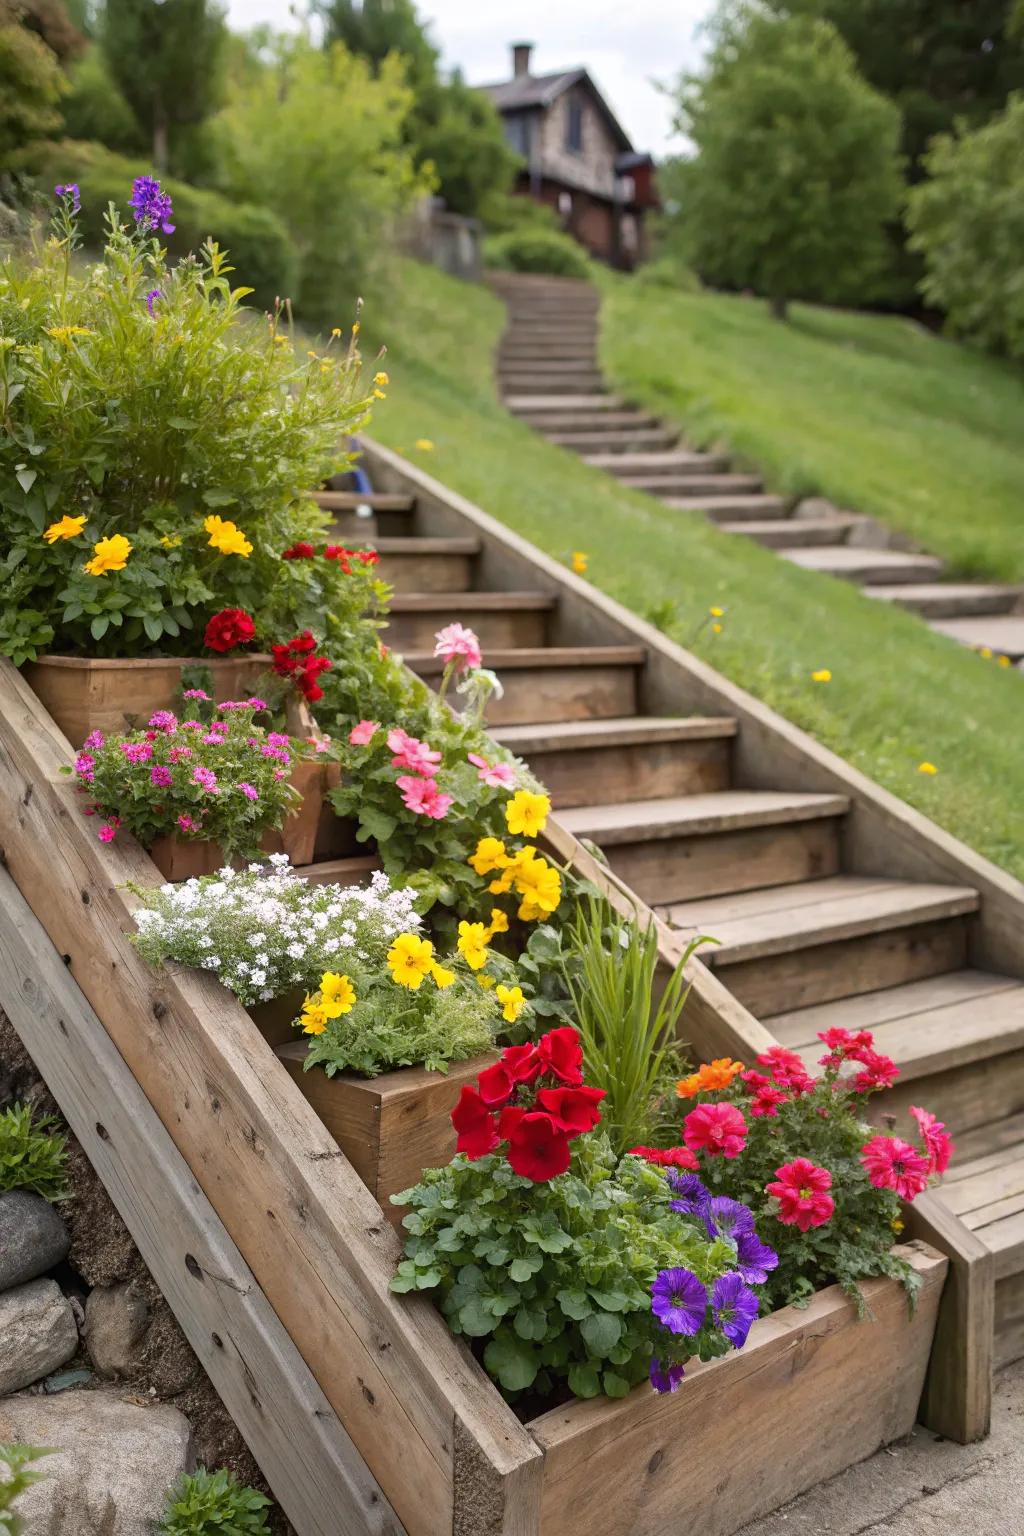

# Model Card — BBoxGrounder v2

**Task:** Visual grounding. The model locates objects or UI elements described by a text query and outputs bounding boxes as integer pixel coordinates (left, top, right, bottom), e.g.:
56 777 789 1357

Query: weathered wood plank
0 866 406 1536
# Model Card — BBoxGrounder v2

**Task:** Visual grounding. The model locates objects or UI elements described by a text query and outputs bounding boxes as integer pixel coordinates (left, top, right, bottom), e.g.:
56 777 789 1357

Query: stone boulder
0 1390 193 1534
0 1278 78 1394
0 1189 70 1291
84 1281 150 1379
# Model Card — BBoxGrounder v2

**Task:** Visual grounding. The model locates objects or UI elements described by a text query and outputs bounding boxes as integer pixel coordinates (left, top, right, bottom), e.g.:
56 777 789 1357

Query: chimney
512 42 533 78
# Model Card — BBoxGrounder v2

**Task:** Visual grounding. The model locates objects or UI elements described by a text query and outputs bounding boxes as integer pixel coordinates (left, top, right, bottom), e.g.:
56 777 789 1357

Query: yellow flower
495 984 526 1024
505 789 550 839
571 550 588 575
891 1217 905 1235
415 437 435 452
469 836 510 877
204 515 252 559
489 844 537 895
997 655 1011 668
43 514 87 544
515 858 562 921
811 668 832 683
352 321 361 336
457 920 490 971
711 622 722 634
320 972 356 1014
387 932 435 990
979 646 993 659
373 388 387 400
374 371 389 387
331 328 342 338
484 907 509 939
709 606 724 618
159 533 182 549
46 325 94 341
477 974 496 991
273 334 289 346
84 533 132 576
430 961 456 989
300 1002 330 1036
917 761 938 776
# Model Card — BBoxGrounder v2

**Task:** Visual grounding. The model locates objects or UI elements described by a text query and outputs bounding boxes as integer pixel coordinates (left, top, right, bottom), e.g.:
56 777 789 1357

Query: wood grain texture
0 867 406 1536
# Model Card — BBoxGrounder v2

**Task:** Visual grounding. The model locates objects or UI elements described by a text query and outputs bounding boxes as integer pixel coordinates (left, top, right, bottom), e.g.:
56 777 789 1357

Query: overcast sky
223 0 715 157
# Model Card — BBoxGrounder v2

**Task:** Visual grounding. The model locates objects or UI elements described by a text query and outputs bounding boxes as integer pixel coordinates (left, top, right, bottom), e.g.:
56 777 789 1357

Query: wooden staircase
491 272 1024 664
322 474 1024 1372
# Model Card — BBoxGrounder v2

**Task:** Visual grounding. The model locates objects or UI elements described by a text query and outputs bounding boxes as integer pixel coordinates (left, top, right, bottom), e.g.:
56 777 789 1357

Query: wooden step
863 583 1024 620
501 374 605 395
663 494 791 521
406 645 646 726
515 410 659 432
928 614 1024 661
559 789 848 904
935 1128 1024 1366
779 547 945 585
504 393 624 412
385 591 554 651
719 516 863 549
545 427 680 452
595 464 734 488
314 491 415 513
581 450 721 471
369 537 479 593
499 358 604 374
491 715 737 808
314 489 414 538
632 473 763 498
659 875 979 1016
500 343 596 359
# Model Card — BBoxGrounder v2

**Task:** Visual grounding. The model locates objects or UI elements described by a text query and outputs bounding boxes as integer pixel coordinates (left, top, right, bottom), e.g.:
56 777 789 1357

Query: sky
223 0 716 157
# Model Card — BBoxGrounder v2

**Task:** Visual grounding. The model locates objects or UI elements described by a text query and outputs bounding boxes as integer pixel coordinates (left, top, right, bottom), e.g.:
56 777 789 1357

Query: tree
100 0 226 171
316 0 437 92
0 0 66 162
906 93 1024 360
671 8 904 317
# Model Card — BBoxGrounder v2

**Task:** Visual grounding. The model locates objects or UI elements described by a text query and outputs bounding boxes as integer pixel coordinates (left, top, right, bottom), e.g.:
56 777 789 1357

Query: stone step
546 427 681 452
406 645 646 726
370 536 479 593
658 875 979 1017
491 715 738 809
663 493 791 521
385 590 555 652
779 546 945 585
863 583 1024 619
504 393 625 412
559 789 849 905
718 516 864 549
515 410 660 432
928 614 1024 661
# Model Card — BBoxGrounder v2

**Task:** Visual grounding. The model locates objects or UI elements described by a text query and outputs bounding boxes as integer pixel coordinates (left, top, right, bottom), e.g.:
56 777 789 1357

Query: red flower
861 1135 930 1200
766 1158 835 1231
757 1046 814 1094
629 1145 701 1171
851 1048 900 1093
281 542 315 560
451 1086 499 1160
536 1085 605 1135
910 1105 954 1175
476 1060 515 1108
498 1104 527 1139
500 1042 542 1086
296 654 332 702
505 1113 572 1181
683 1102 748 1159
749 1085 788 1118
536 1026 583 1086
357 548 380 566
204 607 255 654
324 545 353 573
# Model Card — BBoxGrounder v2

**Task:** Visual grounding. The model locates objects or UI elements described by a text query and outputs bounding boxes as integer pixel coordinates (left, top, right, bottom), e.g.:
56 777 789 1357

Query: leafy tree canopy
100 0 226 170
0 0 66 161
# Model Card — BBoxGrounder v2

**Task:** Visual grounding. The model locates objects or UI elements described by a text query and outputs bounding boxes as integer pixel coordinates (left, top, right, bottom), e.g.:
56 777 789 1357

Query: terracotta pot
23 653 274 748
148 763 326 880
147 836 231 882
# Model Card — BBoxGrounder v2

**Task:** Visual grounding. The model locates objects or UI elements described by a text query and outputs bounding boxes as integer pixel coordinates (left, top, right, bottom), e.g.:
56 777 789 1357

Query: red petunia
281 542 315 560
683 1101 748 1159
536 1026 583 1086
505 1113 572 1181
535 1085 606 1135
451 1086 500 1160
861 1134 930 1200
204 607 255 654
500 1042 542 1086
766 1157 835 1231
629 1145 701 1171
909 1105 954 1176
357 549 380 566
476 1059 515 1108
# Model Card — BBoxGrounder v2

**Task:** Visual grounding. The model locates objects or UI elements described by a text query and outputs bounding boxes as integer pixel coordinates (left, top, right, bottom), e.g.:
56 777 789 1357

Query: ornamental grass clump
393 1028 771 1401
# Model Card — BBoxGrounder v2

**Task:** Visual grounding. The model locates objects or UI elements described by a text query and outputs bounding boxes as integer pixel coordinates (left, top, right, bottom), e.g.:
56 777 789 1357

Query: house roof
480 67 634 154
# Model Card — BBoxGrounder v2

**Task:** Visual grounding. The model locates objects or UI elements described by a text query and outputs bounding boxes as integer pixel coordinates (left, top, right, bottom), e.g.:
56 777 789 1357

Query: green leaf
167 416 198 430
556 1288 593 1321
457 1297 496 1337
359 806 399 844
143 614 163 643
484 1333 538 1392
90 614 109 641
567 1360 601 1398
509 1256 543 1283
602 1370 631 1398
15 467 37 495
580 1311 622 1357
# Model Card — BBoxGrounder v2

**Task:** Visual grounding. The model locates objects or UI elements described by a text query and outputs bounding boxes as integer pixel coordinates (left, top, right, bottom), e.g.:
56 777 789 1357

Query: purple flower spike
705 1196 755 1242
649 1358 685 1394
711 1273 760 1348
734 1230 779 1286
145 287 163 316
129 176 176 235
651 1268 707 1337
55 182 81 213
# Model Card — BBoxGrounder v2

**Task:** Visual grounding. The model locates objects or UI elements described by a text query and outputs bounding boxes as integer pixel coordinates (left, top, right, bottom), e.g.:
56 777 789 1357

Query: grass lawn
364 259 1024 883
597 273 1024 584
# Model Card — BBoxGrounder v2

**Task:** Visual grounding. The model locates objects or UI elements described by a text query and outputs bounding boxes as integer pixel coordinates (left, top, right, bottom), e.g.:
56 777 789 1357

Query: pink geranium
396 774 453 820
909 1106 954 1175
433 622 482 672
860 1135 930 1200
349 719 379 746
766 1158 835 1231
387 727 441 778
468 752 515 788
683 1101 748 1159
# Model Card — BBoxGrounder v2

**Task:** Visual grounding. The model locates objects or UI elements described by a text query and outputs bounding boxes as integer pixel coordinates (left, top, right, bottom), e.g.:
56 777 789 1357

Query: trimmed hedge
483 228 591 280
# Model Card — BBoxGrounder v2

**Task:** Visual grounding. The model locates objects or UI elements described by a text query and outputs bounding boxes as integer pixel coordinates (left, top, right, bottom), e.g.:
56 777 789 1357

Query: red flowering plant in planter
633 1033 953 1314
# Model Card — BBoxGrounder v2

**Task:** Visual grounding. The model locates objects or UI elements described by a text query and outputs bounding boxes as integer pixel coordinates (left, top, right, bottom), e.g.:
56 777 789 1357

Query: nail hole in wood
95 1123 109 1141
211 1332 223 1350
184 1254 203 1281
80 889 91 905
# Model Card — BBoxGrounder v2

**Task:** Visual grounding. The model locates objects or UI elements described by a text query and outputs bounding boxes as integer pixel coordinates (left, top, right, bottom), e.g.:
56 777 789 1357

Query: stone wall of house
535 89 619 200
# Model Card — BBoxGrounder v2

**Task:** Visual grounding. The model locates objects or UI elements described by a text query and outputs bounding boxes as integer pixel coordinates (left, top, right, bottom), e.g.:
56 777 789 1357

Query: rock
43 1367 95 1393
0 1189 71 1291
0 1389 193 1534
85 1282 151 1380
0 1278 78 1394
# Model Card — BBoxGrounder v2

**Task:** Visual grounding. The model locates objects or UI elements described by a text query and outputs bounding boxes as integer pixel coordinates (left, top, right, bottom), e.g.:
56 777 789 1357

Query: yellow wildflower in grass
84 533 132 576
374 371 389 387
373 388 386 400
430 961 456 989
811 668 832 683
571 550 588 575
43 514 87 544
891 1217 905 1235
711 622 722 634
709 606 724 618
979 646 993 659
469 836 510 877
46 325 94 341
457 920 490 971
387 932 436 990
677 1057 745 1100
300 1002 330 1036
319 972 356 1014
331 328 342 338
917 761 938 776
415 437 435 452
997 655 1012 668
505 789 550 839
159 533 182 549
203 515 253 558
495 984 526 1024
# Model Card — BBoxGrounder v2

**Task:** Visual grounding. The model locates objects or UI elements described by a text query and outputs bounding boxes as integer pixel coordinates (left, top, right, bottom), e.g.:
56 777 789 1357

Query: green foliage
0 1444 52 1534
60 45 145 156
415 72 518 219
0 1104 68 1202
481 193 559 236
392 1136 740 1400
317 0 438 93
483 229 591 280
906 94 1024 361
158 1467 271 1536
633 253 703 294
213 35 429 322
101 0 226 172
0 0 66 161
670 7 904 313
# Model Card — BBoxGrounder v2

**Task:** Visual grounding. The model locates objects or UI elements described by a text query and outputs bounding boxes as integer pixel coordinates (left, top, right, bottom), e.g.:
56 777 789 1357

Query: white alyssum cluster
131 853 419 1006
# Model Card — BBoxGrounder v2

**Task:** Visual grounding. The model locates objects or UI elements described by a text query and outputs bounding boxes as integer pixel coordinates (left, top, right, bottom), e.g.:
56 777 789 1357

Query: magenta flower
177 814 196 833
467 752 515 788
261 745 290 763
238 782 259 802
74 751 95 781
148 709 177 732
150 764 173 788
349 719 379 746
168 746 193 762
182 688 209 701
120 741 153 764
83 729 105 750
396 774 454 820
97 824 117 843
192 766 218 793
433 622 482 672
267 732 290 749
246 697 268 711
181 721 204 732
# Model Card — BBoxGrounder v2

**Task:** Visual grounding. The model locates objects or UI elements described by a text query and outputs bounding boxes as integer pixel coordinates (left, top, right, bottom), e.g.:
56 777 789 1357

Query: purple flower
267 732 290 749
650 1268 707 1337
129 176 175 235
704 1196 755 1242
192 766 218 793
238 782 259 802
667 1172 711 1219
711 1273 760 1348
83 729 105 750
148 709 177 732
55 183 81 213
734 1230 779 1286
150 764 173 788
145 288 163 317
649 1358 685 1394
120 741 153 764
74 751 95 781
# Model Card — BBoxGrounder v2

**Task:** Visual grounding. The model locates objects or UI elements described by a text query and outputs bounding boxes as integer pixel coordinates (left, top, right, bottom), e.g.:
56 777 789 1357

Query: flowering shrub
393 1057 767 1401
64 700 302 857
0 181 384 663
640 1032 954 1312
130 858 419 1006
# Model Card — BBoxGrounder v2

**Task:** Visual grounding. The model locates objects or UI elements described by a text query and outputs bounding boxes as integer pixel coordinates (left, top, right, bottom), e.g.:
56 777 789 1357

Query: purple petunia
129 176 175 235
150 764 173 788
145 288 163 317
704 1196 755 1243
649 1358 685 1394
711 1273 760 1348
55 182 81 213
651 1268 707 1337
667 1171 711 1219
734 1230 780 1287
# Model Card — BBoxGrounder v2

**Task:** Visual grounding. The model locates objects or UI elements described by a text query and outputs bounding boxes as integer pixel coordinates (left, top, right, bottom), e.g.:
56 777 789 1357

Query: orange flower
676 1057 745 1099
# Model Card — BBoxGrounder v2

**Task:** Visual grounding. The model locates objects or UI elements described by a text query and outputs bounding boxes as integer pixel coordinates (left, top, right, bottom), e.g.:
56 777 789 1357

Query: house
479 42 658 269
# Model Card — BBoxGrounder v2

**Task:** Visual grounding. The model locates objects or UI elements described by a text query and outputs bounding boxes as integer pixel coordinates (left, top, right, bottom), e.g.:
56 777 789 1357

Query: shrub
0 1444 51 1534
0 1103 68 1202
633 254 703 294
483 228 591 280
0 2 65 163
158 1467 271 1536
59 49 146 159
906 94 1024 361
481 193 560 236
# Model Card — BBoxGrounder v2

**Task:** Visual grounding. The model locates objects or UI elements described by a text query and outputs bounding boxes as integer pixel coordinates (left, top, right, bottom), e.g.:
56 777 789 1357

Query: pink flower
182 688 209 701
396 774 453 820
757 1045 814 1095
97 824 117 843
766 1158 835 1231
909 1106 954 1176
387 727 441 778
860 1135 930 1201
120 741 153 764
433 622 482 672
851 1048 900 1094
683 1102 747 1159
246 697 268 711
273 769 287 781
238 782 259 802
192 766 218 793
349 719 378 746
180 721 204 732
267 732 290 748
83 729 105 750
148 709 177 732
168 746 193 763
177 814 196 833
73 751 95 781
468 752 515 788
150 764 173 788
749 1085 788 1118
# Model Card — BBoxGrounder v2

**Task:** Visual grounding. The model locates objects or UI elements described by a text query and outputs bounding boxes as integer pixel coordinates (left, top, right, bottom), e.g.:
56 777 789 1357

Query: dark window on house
566 97 583 154
505 115 531 156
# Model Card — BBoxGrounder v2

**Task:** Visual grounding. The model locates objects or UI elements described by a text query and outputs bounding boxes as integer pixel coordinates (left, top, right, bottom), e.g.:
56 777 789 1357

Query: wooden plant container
275 1042 499 1222
23 652 274 747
